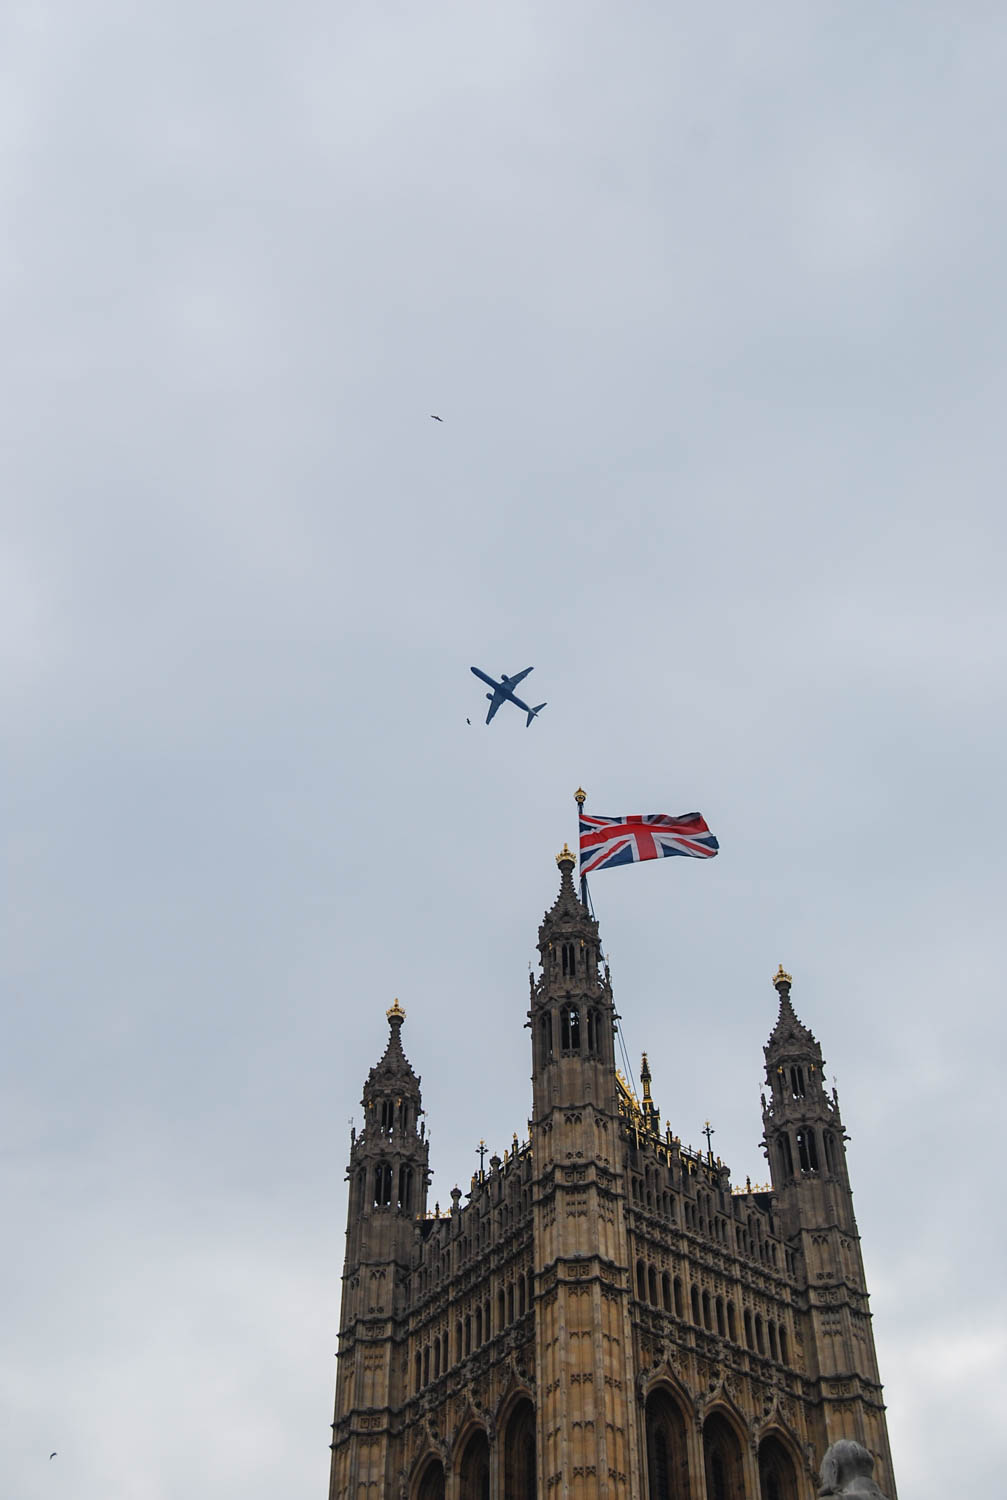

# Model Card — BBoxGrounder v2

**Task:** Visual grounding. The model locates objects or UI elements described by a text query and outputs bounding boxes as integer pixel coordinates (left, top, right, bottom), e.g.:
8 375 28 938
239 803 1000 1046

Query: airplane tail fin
526 703 547 727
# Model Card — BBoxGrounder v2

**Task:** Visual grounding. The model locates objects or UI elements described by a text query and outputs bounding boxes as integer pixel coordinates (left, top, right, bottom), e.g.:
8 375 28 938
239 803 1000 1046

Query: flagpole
574 786 588 910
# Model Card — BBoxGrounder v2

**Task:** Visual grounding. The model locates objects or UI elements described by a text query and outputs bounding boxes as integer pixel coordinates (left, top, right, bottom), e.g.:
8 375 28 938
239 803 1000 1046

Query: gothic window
539 1011 553 1063
504 1399 536 1500
355 1170 366 1213
637 1260 647 1299
758 1435 800 1500
779 1325 789 1364
560 1004 581 1051
779 1134 794 1180
648 1265 658 1305
674 1277 684 1318
464 1315 471 1355
458 1428 490 1500
518 1276 526 1316
662 1271 672 1312
423 1346 430 1385
716 1297 726 1336
561 942 575 976
703 1413 745 1500
789 1066 806 1099
645 1390 691 1500
756 1314 765 1354
400 1101 410 1131
433 1339 440 1379
474 1307 482 1345
416 1457 446 1500
484 1298 491 1336
797 1129 819 1172
498 1289 506 1329
768 1321 779 1360
374 1163 392 1207
744 1309 753 1349
691 1285 701 1324
727 1302 737 1342
443 1330 449 1370
380 1099 395 1130
456 1320 463 1362
398 1165 413 1212
587 1009 596 1052
415 1350 422 1393
527 1269 534 1309
702 1290 712 1330
824 1131 838 1174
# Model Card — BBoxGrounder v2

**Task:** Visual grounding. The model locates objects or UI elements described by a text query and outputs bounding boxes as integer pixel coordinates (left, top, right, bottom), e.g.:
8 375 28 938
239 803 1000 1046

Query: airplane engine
486 692 494 701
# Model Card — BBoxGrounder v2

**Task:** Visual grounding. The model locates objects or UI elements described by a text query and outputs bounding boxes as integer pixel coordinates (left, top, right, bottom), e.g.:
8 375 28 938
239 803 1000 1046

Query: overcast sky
2 4 1005 1497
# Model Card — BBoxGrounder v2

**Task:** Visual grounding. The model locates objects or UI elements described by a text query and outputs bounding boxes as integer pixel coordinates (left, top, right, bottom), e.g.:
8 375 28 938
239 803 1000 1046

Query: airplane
470 666 547 726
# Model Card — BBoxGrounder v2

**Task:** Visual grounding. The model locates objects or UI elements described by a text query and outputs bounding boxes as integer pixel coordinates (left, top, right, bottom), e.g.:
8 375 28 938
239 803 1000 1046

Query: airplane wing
485 693 505 724
505 667 533 688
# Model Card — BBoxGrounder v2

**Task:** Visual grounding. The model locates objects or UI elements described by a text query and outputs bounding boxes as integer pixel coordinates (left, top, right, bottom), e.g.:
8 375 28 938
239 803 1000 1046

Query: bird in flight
430 414 443 422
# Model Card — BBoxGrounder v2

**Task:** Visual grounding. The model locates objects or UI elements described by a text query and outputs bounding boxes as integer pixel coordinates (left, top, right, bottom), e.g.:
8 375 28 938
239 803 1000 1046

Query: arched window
637 1260 647 1299
789 1066 805 1099
768 1321 779 1360
414 1350 422 1393
645 1389 691 1500
797 1129 819 1172
561 1004 581 1051
703 1413 745 1500
456 1320 463 1362
779 1324 789 1364
691 1285 701 1324
587 1009 597 1052
674 1277 684 1318
662 1272 672 1312
355 1170 366 1213
380 1099 394 1130
503 1399 536 1500
716 1297 726 1336
400 1100 410 1131
374 1163 392 1206
417 1457 446 1500
727 1302 737 1342
648 1265 659 1305
744 1309 753 1349
433 1339 440 1379
755 1314 765 1354
518 1276 526 1316
498 1289 506 1329
561 942 575 977
779 1135 794 1181
539 1010 553 1063
398 1165 413 1212
702 1290 712 1330
824 1131 838 1174
464 1314 471 1355
759 1435 800 1500
474 1307 482 1345
458 1428 490 1500
423 1346 430 1385
527 1269 535 1309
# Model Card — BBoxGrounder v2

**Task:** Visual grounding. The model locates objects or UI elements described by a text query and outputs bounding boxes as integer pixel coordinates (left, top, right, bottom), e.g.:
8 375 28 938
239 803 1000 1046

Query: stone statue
818 1440 888 1499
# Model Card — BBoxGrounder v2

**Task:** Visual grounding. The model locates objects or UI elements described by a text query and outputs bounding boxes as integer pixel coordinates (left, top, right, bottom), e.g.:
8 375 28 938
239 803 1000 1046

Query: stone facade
327 852 896 1500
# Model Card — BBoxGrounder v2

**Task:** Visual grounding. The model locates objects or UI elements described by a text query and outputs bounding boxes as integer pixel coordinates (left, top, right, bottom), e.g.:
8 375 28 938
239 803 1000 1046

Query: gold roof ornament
386 998 406 1023
773 964 793 989
556 843 576 869
574 787 587 806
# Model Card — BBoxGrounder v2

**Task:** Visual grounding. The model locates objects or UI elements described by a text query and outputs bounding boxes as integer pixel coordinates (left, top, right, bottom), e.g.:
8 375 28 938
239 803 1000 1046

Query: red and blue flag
579 812 719 875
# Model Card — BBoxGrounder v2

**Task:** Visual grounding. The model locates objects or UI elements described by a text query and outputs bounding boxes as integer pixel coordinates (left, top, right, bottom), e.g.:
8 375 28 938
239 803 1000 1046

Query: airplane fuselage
470 666 547 726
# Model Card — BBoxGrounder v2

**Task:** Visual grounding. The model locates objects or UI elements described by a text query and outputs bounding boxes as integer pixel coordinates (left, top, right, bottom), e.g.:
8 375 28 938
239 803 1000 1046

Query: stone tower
761 968 893 1479
326 853 897 1500
528 844 643 1496
330 1000 430 1499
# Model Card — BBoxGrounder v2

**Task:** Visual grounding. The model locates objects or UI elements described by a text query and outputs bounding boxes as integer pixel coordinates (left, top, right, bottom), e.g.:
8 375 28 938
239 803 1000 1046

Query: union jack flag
579 812 719 876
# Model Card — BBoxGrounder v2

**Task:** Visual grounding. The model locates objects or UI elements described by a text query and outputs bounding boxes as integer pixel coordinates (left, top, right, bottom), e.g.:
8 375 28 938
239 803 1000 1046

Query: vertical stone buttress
329 1002 429 1500
761 967 896 1498
529 848 645 1500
